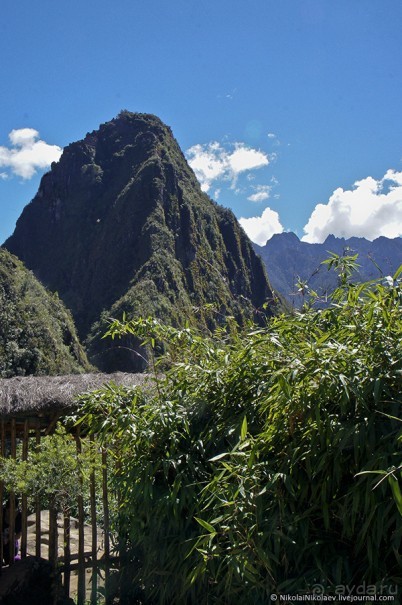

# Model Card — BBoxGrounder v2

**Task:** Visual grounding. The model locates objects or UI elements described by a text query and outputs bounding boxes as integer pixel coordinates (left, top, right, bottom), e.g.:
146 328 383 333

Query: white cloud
247 185 271 203
0 172 8 180
9 128 38 147
234 187 245 195
0 128 62 179
267 133 276 139
186 141 269 193
185 142 225 192
228 146 268 174
239 207 284 246
248 191 269 203
302 169 402 243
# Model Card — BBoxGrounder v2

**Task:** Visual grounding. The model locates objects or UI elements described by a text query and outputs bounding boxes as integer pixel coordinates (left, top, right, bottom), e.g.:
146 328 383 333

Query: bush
0 427 106 521
75 261 402 604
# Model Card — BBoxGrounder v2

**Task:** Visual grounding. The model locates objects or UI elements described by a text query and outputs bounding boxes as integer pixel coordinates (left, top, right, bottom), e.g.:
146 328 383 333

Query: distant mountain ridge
4 111 275 371
254 232 402 307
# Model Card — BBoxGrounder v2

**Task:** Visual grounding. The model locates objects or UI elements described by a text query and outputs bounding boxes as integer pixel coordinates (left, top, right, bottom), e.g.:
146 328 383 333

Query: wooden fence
0 417 117 604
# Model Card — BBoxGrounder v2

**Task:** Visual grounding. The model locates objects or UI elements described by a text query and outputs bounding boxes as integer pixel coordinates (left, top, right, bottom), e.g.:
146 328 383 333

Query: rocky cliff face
0 249 90 377
255 232 402 307
5 111 275 370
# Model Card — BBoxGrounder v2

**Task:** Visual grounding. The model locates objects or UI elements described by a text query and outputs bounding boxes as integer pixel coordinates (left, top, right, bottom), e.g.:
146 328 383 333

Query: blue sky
1 0 402 245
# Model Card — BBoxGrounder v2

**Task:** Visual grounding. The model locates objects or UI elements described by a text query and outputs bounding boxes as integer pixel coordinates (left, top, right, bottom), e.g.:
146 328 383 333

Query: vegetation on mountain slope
73 259 402 604
0 248 90 377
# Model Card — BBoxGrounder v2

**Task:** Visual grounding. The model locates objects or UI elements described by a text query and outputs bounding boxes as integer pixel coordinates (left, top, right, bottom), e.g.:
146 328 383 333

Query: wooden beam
44 413 61 436
60 555 120 573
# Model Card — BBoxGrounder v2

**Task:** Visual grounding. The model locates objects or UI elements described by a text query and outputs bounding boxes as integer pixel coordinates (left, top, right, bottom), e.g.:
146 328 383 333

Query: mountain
4 111 275 371
0 248 90 377
254 232 402 307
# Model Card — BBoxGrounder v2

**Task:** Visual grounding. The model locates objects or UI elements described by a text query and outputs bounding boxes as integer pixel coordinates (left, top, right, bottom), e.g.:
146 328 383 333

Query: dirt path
26 510 105 561
26 510 107 597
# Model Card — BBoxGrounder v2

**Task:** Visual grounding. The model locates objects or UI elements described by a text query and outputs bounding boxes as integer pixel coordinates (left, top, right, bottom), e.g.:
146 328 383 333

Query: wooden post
102 449 111 604
48 496 59 605
48 499 58 570
63 511 71 598
8 419 17 566
35 426 41 558
0 420 5 571
21 420 29 558
116 456 125 602
90 435 98 605
75 432 86 605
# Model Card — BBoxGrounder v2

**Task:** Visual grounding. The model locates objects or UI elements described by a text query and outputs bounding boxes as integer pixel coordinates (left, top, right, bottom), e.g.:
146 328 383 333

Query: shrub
74 261 402 604
0 427 106 521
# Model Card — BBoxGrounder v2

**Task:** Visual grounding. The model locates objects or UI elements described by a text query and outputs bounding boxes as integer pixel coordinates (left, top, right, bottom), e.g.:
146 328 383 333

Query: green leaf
392 264 402 281
209 452 229 462
240 416 248 441
194 517 216 534
388 476 402 516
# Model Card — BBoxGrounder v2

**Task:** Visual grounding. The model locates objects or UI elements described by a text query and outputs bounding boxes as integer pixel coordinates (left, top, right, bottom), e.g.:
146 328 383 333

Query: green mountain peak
5 112 275 371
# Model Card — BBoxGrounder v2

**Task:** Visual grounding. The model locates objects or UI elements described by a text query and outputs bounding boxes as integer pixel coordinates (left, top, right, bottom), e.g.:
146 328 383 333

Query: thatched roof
0 372 148 419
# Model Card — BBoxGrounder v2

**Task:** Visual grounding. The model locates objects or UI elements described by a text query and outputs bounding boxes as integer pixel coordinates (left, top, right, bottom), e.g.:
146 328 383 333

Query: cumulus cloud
186 141 269 193
302 169 402 243
0 128 62 179
247 185 271 203
9 128 38 147
239 207 284 246
228 146 268 174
